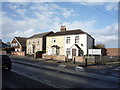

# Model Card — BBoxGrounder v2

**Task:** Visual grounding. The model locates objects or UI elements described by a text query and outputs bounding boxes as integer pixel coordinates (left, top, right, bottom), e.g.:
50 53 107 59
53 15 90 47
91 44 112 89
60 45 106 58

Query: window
75 36 79 43
38 41 39 44
56 48 59 55
52 48 56 55
16 43 18 46
52 38 56 43
66 48 70 55
66 37 70 44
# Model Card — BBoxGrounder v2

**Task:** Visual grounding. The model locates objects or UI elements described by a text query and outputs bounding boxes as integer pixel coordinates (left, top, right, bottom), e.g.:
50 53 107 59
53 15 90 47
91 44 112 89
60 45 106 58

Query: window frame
66 37 71 44
75 36 79 43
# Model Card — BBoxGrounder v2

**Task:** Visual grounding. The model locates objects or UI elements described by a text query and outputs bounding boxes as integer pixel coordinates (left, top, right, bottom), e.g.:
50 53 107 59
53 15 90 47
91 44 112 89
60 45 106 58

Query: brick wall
106 48 120 56
42 54 66 61
12 51 26 56
72 56 84 63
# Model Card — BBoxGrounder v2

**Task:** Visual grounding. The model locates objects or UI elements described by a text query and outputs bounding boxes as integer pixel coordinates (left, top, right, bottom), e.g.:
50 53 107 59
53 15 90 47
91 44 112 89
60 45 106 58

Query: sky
1 0 119 48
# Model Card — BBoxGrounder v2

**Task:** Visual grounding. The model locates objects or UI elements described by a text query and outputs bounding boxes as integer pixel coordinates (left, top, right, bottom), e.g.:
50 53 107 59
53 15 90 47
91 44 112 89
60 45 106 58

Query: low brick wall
42 54 66 61
72 56 84 63
0 51 7 54
12 51 26 56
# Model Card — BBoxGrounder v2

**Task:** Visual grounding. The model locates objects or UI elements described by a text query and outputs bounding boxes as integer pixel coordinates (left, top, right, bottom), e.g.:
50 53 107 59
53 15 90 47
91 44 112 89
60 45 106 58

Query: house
0 40 10 49
46 25 94 59
26 31 53 55
106 48 120 56
11 37 27 52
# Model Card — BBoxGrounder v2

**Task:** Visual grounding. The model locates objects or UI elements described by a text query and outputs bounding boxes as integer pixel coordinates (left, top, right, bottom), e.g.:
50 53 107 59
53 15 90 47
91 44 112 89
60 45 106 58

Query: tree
95 44 105 49
95 44 107 56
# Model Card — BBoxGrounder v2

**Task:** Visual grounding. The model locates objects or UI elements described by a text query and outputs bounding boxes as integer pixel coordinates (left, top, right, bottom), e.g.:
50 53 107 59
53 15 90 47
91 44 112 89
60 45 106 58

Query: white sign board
88 49 101 55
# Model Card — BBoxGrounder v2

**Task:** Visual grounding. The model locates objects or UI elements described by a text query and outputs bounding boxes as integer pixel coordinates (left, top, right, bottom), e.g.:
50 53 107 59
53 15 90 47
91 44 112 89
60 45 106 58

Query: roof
28 31 53 39
15 37 27 46
47 29 88 37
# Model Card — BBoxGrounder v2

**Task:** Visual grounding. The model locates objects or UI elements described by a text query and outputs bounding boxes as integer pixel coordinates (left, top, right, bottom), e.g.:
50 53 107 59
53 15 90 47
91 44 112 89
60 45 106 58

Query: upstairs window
75 36 79 43
66 37 70 44
52 38 56 44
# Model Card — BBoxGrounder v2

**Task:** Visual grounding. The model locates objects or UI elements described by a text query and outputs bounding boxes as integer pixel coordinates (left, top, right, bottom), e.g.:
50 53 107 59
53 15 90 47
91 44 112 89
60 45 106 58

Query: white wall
64 34 87 58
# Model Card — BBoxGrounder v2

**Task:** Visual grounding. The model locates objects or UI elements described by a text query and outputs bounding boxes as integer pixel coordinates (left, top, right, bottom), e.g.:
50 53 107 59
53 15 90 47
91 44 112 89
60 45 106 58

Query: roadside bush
3 47 15 54
35 51 46 58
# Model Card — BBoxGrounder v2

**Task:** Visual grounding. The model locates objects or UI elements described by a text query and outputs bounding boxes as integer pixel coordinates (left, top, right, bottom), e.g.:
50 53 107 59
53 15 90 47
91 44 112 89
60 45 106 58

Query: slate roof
15 37 27 46
47 29 88 37
28 31 53 39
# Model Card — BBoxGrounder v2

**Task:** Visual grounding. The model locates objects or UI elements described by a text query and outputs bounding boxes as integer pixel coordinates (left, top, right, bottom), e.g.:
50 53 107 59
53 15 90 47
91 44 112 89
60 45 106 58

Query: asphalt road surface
2 56 119 89
2 70 54 89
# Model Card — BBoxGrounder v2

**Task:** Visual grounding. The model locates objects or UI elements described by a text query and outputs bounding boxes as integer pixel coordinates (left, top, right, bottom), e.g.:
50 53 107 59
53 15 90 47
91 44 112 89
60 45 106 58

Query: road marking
75 66 85 71
57 64 66 68
44 79 51 83
11 69 58 88
11 69 69 88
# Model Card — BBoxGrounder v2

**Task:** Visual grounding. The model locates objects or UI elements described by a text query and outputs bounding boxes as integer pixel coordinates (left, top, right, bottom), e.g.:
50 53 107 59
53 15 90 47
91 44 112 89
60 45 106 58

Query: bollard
74 57 75 64
85 58 87 66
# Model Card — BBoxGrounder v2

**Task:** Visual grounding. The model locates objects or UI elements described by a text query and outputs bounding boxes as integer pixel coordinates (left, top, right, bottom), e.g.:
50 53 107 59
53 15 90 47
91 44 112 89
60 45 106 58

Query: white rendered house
46 26 94 59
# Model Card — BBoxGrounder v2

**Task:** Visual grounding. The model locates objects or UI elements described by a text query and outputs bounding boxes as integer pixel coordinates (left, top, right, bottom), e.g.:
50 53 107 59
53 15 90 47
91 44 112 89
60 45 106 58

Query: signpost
88 49 102 64
88 49 101 55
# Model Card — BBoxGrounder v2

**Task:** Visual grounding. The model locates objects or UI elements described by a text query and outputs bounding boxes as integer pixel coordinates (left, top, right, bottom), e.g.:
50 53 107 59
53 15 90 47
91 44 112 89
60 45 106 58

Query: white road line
11 69 58 88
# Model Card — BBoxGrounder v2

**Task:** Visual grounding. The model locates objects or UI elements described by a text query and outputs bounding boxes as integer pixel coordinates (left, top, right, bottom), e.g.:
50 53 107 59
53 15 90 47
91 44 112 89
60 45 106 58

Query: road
2 70 55 89
2 56 120 89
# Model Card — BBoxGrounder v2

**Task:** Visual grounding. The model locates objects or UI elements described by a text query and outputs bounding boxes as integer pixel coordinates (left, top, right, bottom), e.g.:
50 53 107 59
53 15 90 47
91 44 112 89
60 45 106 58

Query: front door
72 49 76 56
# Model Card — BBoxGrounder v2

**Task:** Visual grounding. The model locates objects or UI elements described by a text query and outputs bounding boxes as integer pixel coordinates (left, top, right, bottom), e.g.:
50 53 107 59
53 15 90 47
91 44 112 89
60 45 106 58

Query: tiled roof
47 29 88 37
15 37 27 46
28 31 53 39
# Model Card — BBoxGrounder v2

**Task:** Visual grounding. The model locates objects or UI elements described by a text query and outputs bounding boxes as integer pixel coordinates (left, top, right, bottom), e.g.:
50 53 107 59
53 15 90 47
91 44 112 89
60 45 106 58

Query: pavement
9 54 120 78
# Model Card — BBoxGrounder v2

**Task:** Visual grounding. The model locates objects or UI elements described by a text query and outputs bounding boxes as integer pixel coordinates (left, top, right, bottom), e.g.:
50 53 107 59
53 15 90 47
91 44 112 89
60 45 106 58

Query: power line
81 1 117 19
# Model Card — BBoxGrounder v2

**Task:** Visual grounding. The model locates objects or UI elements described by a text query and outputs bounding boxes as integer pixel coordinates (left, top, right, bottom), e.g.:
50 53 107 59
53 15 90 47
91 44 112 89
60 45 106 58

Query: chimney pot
60 25 66 32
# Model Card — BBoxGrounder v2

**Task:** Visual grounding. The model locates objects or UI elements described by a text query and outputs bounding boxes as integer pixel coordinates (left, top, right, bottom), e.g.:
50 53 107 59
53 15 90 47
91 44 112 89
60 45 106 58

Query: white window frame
66 37 70 44
66 48 70 55
75 36 79 43
52 38 56 44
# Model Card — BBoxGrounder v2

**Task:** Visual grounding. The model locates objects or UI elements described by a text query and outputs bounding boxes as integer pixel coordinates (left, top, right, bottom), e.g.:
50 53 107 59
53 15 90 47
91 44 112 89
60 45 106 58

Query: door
72 49 76 56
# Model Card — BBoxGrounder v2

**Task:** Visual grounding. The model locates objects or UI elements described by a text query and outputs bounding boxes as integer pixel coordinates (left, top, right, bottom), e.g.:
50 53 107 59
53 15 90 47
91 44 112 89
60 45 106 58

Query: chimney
60 25 66 32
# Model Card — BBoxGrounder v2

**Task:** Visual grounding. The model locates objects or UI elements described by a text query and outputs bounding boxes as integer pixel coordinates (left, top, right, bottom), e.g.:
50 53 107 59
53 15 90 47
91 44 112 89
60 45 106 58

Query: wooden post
74 57 75 64
85 58 87 66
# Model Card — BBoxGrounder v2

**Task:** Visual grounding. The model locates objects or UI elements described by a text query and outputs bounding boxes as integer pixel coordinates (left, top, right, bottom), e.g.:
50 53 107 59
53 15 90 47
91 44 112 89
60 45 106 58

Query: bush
35 51 46 58
36 51 46 54
3 47 15 53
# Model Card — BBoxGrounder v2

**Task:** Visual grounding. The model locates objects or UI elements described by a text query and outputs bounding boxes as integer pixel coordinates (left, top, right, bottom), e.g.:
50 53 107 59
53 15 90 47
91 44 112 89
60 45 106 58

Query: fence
11 51 26 56
95 56 120 64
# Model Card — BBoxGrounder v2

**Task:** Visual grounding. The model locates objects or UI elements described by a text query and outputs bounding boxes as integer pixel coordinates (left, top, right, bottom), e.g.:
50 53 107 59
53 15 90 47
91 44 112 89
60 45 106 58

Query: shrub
36 51 46 54
3 47 15 53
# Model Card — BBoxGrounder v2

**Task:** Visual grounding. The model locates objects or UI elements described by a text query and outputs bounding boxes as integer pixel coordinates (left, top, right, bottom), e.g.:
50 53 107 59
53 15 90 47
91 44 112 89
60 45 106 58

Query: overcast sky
1 0 119 48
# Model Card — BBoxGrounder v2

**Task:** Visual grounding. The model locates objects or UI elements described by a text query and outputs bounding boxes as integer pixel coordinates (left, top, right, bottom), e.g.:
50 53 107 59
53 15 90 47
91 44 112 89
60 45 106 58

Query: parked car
0 54 12 71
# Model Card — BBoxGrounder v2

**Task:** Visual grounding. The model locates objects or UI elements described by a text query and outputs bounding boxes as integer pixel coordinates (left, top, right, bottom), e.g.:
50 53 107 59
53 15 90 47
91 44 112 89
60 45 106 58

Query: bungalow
11 37 27 52
46 25 95 59
26 31 53 55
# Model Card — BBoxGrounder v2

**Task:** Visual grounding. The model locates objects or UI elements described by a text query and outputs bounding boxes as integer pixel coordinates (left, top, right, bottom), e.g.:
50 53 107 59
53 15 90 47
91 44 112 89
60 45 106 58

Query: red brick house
11 37 27 52
106 48 120 56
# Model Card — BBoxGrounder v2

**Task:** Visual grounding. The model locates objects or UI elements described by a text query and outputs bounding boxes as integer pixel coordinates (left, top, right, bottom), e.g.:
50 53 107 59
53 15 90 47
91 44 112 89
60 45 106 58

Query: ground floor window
52 48 59 55
66 48 70 55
